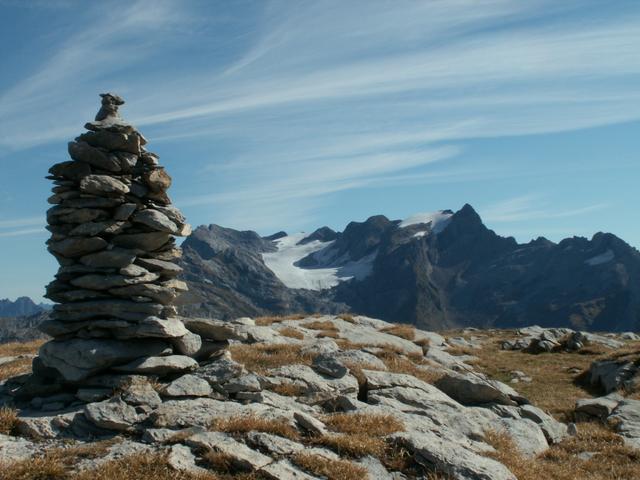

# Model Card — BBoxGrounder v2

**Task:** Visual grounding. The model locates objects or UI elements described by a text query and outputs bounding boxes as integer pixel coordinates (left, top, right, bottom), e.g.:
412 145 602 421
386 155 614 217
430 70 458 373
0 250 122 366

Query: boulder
161 374 212 397
113 355 198 375
185 431 272 471
84 397 140 431
80 174 129 196
38 338 171 382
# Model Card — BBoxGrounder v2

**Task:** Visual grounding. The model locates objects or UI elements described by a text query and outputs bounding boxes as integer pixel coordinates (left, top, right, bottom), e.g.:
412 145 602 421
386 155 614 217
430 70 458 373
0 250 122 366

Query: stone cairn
27 93 203 394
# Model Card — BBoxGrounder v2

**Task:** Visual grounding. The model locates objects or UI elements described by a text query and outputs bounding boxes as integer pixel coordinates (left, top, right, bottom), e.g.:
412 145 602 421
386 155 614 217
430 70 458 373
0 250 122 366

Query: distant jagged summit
180 204 640 331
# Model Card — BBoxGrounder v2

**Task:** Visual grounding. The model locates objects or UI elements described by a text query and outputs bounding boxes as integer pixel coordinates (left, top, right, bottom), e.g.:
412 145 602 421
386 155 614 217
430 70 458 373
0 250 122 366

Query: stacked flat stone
36 93 200 384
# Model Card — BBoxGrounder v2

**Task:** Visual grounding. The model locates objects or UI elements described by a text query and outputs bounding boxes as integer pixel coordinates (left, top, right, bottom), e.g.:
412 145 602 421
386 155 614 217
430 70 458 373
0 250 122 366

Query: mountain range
178 204 640 332
0 297 48 318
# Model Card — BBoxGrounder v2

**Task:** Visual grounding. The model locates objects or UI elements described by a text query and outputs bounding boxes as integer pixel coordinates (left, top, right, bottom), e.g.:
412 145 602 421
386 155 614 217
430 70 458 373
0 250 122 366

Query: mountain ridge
178 204 640 332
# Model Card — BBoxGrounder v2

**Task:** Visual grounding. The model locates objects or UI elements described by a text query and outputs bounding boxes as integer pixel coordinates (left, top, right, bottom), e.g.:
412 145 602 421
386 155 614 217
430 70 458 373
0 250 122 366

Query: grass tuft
210 414 300 440
0 407 19 435
380 324 416 341
229 344 315 375
292 452 368 480
323 412 404 436
278 327 304 340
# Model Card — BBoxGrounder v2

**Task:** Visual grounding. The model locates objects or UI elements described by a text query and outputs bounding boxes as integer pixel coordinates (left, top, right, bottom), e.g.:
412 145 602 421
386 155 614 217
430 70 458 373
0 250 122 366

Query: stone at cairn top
30 93 198 388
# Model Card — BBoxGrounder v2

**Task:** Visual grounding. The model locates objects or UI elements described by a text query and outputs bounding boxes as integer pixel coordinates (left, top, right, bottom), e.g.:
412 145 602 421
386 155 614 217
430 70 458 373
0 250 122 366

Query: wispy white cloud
0 216 43 229
0 228 45 238
0 216 45 238
481 195 610 223
1 0 638 231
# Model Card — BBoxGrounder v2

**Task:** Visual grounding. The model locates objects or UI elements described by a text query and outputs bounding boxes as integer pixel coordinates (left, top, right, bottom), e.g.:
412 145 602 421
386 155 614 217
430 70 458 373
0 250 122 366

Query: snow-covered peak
262 232 375 290
399 210 453 234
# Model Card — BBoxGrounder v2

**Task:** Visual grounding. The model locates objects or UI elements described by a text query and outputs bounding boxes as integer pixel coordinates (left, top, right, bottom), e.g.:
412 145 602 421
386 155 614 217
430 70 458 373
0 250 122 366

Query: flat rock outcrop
1 315 574 479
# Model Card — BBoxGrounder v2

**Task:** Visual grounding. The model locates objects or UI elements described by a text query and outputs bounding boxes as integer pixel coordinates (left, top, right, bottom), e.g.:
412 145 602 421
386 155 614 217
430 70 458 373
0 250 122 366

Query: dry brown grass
316 330 340 339
202 451 235 474
266 382 307 397
445 345 477 356
414 337 431 349
292 452 368 480
0 450 219 480
314 433 386 457
0 357 33 381
323 412 404 436
210 414 300 440
74 452 219 480
254 314 306 326
304 320 338 331
277 327 305 340
0 339 43 357
0 407 19 435
453 330 613 419
485 422 640 480
374 347 443 385
380 324 416 341
229 344 314 375
337 314 357 324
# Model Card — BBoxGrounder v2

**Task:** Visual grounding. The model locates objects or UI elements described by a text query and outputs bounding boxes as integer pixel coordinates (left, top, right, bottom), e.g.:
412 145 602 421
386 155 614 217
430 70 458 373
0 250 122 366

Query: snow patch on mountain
400 210 453 234
262 232 375 290
585 249 615 266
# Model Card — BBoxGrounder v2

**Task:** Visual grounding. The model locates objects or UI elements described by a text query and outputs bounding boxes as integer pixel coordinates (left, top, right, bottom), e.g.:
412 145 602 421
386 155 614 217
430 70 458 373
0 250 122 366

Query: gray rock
71 272 160 290
122 380 162 407
74 440 152 471
133 209 179 234
49 237 108 258
40 316 188 340
395 431 517 480
109 283 178 304
247 431 305 456
620 332 640 341
312 354 348 378
575 397 620 419
51 299 164 321
76 388 112 402
357 456 394 480
142 426 206 444
195 352 245 385
39 338 171 382
498 417 548 457
586 360 638 393
80 248 137 268
185 431 272 471
519 404 567 444
84 397 140 431
114 203 138 220
112 232 172 251
261 460 321 480
294 411 327 435
172 331 202 356
608 399 640 449
78 129 140 154
135 257 183 277
162 374 212 397
69 221 126 237
334 349 387 370
166 444 209 475
435 370 523 406
152 398 247 428
80 174 129 196
0 433 41 463
224 374 262 393
68 141 121 172
114 355 198 375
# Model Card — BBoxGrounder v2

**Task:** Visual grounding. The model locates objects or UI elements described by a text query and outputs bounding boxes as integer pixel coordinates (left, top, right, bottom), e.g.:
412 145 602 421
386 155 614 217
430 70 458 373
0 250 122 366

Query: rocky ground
0 315 638 480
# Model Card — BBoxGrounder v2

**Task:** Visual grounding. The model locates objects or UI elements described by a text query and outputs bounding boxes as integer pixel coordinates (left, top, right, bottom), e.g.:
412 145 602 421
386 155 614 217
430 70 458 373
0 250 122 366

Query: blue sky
1 0 639 301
